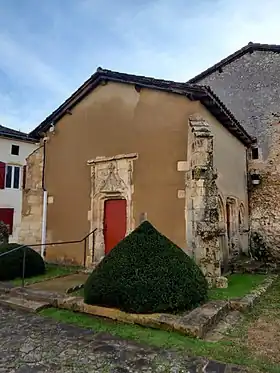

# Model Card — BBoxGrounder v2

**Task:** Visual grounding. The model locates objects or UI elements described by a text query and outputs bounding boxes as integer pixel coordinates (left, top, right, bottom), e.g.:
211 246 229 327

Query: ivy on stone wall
249 231 272 262
0 221 9 245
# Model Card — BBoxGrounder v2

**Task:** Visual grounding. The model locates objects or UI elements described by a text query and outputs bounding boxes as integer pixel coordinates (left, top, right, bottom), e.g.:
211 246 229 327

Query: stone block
57 296 84 312
215 276 228 288
174 300 229 338
177 190 185 199
47 196 54 204
177 161 189 171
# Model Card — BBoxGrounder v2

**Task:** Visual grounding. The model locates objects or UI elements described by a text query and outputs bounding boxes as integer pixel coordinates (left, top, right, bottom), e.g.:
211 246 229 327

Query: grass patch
226 276 280 368
71 287 84 297
12 263 81 286
70 274 267 302
209 274 266 300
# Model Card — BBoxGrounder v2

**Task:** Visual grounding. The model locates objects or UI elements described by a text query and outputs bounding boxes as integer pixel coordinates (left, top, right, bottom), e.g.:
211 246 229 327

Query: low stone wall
229 275 277 312
0 275 277 340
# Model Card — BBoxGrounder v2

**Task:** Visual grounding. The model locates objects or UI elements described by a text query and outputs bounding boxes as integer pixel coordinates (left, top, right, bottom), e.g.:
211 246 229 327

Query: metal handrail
0 244 29 258
0 227 97 287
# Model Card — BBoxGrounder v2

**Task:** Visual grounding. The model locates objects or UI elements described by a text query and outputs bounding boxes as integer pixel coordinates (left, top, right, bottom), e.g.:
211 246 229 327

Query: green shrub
0 243 45 281
249 232 272 262
84 221 208 314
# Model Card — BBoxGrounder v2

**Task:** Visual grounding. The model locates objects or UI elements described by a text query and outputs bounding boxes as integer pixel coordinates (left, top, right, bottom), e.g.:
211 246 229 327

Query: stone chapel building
19 68 253 285
189 42 280 260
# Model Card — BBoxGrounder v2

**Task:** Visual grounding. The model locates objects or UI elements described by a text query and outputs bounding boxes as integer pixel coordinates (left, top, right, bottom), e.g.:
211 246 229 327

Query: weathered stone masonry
249 120 280 260
185 115 227 287
194 49 280 260
18 146 44 247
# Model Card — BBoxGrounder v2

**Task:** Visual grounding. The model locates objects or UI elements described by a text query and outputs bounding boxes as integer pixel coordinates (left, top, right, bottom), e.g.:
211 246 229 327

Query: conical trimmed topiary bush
84 221 208 314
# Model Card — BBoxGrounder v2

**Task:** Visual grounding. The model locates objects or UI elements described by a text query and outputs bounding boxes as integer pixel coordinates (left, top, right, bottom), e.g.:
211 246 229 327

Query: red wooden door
104 199 127 254
0 208 14 235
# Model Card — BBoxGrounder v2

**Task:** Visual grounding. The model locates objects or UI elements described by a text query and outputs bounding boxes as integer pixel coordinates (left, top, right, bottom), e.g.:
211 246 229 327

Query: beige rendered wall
43 82 197 264
196 103 248 205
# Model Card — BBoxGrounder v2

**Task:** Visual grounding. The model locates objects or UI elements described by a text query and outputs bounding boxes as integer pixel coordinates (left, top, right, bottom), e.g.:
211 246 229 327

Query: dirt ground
228 276 280 367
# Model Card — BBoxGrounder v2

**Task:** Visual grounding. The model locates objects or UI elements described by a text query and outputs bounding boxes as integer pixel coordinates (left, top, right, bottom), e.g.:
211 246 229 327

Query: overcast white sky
0 0 280 132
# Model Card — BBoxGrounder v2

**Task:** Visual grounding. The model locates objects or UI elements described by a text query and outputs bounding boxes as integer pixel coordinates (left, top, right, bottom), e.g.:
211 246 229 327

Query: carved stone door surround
87 153 138 265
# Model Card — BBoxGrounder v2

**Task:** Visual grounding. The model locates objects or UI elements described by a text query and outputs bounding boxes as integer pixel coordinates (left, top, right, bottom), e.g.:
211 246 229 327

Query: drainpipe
41 138 48 258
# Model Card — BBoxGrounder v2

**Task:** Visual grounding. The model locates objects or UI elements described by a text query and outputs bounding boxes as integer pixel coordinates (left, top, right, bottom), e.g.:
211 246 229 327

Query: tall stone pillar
185 114 227 288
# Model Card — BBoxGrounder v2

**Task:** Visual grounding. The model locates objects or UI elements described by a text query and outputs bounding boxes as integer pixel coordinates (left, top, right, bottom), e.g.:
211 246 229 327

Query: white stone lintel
87 153 138 165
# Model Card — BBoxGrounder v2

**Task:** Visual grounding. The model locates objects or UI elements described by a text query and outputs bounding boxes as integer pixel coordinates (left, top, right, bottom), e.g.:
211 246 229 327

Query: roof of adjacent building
188 42 280 83
29 68 253 146
0 124 36 143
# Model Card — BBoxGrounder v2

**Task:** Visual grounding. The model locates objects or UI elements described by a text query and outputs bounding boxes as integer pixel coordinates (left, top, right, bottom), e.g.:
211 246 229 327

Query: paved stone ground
28 274 88 293
0 306 247 373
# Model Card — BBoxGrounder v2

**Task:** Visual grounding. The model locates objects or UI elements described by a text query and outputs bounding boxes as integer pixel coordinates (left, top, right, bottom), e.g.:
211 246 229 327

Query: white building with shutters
0 125 37 242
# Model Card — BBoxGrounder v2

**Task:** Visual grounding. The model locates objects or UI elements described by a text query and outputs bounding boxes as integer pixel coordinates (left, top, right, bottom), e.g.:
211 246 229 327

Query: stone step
0 296 50 313
176 300 230 338
204 310 243 342
10 287 65 307
156 300 230 338
27 273 89 294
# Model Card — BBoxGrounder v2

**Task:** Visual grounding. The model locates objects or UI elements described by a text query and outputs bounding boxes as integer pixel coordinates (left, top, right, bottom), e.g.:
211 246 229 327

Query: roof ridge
188 42 280 83
29 68 253 146
0 124 28 136
97 67 204 89
0 124 36 142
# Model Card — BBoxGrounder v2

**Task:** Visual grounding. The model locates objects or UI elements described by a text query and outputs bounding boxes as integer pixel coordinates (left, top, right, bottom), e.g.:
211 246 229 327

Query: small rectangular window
11 145 19 156
13 166 20 189
252 147 259 160
5 166 12 188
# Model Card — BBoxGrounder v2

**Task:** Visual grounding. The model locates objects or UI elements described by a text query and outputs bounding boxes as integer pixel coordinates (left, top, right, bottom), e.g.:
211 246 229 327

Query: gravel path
0 306 246 373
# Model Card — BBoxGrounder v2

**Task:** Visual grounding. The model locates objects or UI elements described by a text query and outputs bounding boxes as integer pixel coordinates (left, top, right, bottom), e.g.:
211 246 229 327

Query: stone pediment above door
97 162 127 193
88 153 138 195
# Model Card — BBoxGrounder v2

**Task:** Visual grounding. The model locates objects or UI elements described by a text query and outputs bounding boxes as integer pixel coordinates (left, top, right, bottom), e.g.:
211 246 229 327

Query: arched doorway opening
218 195 228 273
238 203 246 253
226 197 237 256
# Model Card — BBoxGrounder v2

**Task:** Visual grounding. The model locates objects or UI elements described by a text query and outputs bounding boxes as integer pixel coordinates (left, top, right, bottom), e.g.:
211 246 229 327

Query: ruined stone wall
18 146 44 247
249 120 280 260
196 103 249 259
196 51 280 160
185 115 227 288
195 50 280 260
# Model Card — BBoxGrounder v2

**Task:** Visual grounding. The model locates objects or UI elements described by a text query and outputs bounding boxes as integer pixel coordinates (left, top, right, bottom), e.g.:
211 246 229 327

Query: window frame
11 144 20 156
251 147 259 160
5 165 21 190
